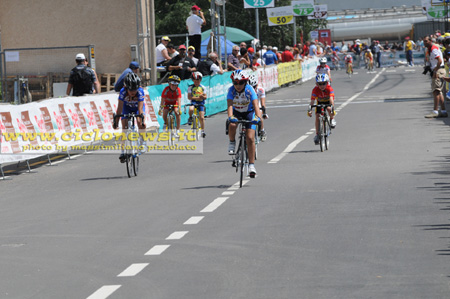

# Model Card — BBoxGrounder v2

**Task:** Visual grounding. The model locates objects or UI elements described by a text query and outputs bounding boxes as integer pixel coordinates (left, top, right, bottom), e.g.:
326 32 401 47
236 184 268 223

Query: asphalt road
1 65 450 299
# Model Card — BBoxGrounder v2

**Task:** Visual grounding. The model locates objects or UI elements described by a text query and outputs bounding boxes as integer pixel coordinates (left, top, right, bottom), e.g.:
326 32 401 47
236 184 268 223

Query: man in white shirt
186 5 206 60
156 36 172 66
424 36 448 118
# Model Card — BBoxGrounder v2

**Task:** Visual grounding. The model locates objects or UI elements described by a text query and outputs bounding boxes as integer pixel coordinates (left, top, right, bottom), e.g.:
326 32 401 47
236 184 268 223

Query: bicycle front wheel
168 114 175 146
324 118 330 151
319 118 325 152
239 136 247 188
193 115 201 140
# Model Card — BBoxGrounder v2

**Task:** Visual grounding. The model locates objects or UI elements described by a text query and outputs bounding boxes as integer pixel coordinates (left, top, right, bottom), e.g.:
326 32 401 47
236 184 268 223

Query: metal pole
255 8 260 41
148 0 157 85
293 17 297 46
0 27 4 103
223 3 227 64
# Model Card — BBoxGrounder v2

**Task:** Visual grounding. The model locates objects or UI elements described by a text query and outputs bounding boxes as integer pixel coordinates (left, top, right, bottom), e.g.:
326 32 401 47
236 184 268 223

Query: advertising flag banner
267 6 294 26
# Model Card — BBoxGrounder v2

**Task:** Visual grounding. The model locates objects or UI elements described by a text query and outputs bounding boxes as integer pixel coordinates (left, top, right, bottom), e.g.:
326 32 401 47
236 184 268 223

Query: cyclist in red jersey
307 74 336 145
159 75 182 135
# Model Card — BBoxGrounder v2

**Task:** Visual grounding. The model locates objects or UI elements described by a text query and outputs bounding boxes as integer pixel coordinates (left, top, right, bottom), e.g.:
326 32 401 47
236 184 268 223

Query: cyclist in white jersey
316 57 332 82
248 74 268 141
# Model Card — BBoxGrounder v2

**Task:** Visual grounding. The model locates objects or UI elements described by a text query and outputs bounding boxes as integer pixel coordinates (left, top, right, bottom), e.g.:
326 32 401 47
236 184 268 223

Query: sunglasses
169 81 179 85
233 80 246 86
318 82 327 86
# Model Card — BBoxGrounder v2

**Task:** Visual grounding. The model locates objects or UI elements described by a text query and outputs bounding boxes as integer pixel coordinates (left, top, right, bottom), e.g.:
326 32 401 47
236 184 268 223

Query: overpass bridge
326 5 432 41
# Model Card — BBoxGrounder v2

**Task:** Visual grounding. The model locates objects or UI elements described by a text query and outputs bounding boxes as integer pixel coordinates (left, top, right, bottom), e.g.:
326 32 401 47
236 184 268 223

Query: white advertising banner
307 5 328 20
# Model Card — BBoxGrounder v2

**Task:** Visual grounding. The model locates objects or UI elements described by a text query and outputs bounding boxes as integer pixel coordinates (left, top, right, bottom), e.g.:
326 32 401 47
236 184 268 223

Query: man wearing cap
352 39 361 68
67 53 97 96
156 36 172 66
187 46 199 66
186 5 206 60
167 45 196 80
114 61 140 92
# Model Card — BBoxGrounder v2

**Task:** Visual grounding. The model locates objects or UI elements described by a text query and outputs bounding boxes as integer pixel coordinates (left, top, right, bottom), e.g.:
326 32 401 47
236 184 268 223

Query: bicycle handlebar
114 113 144 120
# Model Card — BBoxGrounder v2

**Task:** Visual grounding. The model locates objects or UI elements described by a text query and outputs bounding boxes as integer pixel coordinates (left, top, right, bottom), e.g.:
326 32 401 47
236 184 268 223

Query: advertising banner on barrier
302 57 319 82
277 61 302 86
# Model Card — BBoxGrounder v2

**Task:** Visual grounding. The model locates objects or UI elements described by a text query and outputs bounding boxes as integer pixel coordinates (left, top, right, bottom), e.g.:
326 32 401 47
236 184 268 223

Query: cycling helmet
319 57 327 64
124 72 141 91
230 70 249 82
248 74 258 88
192 71 203 80
168 75 181 84
316 73 329 83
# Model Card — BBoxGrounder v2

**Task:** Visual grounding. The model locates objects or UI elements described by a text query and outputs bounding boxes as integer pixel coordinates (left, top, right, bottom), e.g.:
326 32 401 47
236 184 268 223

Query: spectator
263 46 278 65
239 47 251 69
261 45 267 56
252 52 262 68
303 41 310 56
167 45 196 80
83 57 100 94
114 61 140 92
404 36 415 67
351 39 361 68
167 44 178 58
240 42 247 49
309 40 317 57
156 36 171 66
282 45 294 62
316 42 324 56
197 51 224 76
293 47 303 62
391 42 399 52
424 36 447 118
382 40 390 51
186 5 206 60
248 47 256 70
274 47 282 61
331 41 340 52
397 42 404 51
340 41 348 53
66 53 98 96
374 40 382 68
227 46 240 71
187 46 199 67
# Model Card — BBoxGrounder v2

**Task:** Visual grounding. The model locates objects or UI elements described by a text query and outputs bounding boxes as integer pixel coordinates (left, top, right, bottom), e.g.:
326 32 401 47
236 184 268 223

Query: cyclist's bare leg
199 111 205 130
174 107 181 130
188 106 194 118
315 114 320 134
162 109 169 129
246 129 256 164
327 106 335 120
228 123 237 142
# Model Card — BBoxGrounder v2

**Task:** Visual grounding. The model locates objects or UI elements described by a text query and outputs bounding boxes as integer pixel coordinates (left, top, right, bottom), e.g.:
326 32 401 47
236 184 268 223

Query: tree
154 0 327 47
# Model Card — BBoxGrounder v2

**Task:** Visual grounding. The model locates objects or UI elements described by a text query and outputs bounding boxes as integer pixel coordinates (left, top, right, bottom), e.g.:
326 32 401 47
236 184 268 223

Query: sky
318 0 422 11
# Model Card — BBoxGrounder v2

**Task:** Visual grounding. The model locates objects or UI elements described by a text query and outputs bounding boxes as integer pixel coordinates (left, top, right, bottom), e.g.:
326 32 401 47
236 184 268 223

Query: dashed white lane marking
222 191 235 195
166 231 189 240
200 197 229 212
145 245 170 255
268 69 385 164
117 263 149 277
86 285 121 299
184 216 204 225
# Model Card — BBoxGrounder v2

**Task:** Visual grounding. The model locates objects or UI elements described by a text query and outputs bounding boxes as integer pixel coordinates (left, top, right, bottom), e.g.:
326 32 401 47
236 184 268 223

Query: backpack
71 65 93 96
197 59 214 76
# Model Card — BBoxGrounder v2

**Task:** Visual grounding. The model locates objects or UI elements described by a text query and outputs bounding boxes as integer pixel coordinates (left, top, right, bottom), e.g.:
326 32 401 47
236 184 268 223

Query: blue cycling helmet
316 73 329 83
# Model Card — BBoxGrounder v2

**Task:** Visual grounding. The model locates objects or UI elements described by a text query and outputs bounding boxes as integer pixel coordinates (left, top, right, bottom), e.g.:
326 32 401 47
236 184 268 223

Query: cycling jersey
311 85 335 103
227 84 258 113
187 83 207 112
161 86 182 108
365 52 373 61
345 55 353 63
316 65 330 74
119 87 145 114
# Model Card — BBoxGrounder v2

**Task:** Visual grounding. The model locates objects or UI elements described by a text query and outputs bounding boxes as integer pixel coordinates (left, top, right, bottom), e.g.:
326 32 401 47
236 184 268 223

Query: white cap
273 46 278 51
76 53 86 60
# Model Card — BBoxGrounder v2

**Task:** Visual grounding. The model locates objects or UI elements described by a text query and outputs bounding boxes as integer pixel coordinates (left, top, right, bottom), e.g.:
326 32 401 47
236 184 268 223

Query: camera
423 65 432 76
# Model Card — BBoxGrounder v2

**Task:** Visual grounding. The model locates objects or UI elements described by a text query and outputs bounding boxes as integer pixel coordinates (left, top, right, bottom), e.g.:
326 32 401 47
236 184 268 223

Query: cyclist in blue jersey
227 70 261 178
113 72 146 163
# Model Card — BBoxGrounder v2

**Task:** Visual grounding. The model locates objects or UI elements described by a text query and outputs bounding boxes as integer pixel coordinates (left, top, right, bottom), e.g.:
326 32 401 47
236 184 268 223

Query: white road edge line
268 69 385 164
117 263 149 277
86 285 121 299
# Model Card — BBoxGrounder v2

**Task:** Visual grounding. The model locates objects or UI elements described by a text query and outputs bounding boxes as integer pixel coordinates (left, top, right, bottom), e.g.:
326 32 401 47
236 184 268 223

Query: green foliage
154 0 327 47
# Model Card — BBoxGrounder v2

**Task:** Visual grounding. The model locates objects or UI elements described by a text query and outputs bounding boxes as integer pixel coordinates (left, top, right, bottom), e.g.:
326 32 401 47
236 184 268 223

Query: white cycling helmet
316 73 329 83
248 74 258 88
319 57 327 64
230 70 249 82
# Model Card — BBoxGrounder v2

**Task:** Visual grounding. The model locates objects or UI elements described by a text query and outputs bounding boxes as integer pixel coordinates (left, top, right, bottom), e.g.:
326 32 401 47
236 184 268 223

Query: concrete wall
0 0 138 74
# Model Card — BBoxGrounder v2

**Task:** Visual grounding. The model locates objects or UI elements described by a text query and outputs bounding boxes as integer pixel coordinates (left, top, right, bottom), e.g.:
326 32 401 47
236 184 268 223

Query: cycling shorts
315 101 331 114
233 110 257 130
191 100 206 112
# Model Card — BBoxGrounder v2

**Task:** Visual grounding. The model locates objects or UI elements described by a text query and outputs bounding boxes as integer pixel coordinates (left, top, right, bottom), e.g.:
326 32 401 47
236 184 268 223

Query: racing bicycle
114 112 144 178
184 103 204 140
231 119 258 187
164 104 179 146
311 104 333 152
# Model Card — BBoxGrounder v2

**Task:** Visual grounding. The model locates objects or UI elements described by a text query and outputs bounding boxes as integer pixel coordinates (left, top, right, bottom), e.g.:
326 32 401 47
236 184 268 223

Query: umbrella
201 26 255 43
201 36 237 58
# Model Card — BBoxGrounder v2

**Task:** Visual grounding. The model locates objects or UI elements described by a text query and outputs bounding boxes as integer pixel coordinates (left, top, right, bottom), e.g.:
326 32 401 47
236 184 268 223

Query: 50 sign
267 6 294 26
243 0 275 8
